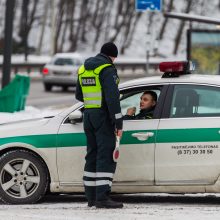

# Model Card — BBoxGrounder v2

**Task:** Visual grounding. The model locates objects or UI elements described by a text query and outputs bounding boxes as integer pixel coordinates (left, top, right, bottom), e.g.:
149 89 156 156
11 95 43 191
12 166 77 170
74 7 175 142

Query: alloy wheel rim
0 158 41 199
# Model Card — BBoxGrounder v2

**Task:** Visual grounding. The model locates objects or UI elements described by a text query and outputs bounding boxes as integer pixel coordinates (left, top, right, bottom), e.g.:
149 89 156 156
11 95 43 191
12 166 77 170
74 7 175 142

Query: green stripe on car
0 128 219 148
156 128 220 143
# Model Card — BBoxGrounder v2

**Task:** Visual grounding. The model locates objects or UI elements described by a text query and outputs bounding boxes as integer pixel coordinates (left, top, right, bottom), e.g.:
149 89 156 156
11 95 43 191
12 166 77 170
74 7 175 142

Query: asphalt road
26 80 77 109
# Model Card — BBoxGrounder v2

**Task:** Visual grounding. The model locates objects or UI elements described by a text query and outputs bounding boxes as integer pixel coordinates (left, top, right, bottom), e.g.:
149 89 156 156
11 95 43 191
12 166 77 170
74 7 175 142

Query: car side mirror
69 110 83 124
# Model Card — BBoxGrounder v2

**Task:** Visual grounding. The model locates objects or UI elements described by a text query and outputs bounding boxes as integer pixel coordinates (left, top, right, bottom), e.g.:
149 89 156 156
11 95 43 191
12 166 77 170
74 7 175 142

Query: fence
0 60 161 78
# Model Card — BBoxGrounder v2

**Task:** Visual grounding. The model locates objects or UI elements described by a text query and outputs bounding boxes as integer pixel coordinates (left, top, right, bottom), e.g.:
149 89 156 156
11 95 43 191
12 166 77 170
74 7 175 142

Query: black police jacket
75 53 123 130
123 107 155 120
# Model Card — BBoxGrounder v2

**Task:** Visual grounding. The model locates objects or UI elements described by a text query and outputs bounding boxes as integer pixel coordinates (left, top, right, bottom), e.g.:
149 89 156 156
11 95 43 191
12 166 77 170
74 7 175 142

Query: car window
75 59 83 65
120 88 161 119
54 58 75 66
170 85 220 118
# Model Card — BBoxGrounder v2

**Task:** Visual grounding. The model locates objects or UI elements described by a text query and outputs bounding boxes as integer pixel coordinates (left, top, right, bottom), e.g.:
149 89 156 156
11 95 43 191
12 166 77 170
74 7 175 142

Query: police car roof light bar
159 61 195 78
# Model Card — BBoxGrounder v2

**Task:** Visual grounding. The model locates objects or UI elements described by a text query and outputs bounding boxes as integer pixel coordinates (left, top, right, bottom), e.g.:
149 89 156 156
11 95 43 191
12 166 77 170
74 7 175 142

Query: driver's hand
126 107 136 116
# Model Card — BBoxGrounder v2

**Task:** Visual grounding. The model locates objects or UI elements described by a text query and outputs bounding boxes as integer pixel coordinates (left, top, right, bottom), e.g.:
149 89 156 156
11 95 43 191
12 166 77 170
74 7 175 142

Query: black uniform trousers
83 108 116 201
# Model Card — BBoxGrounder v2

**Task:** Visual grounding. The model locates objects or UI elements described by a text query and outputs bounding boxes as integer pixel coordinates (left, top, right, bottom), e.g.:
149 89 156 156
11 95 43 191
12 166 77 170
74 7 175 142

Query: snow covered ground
1 193 220 220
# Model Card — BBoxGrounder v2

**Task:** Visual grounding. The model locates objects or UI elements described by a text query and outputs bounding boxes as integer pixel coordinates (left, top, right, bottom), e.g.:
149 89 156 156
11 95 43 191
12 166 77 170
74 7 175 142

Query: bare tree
104 0 114 42
120 0 142 54
121 12 142 54
92 0 109 49
37 1 49 54
59 7 69 52
80 0 90 43
159 0 174 40
108 0 129 42
54 0 66 53
173 0 194 54
18 0 39 49
68 0 88 51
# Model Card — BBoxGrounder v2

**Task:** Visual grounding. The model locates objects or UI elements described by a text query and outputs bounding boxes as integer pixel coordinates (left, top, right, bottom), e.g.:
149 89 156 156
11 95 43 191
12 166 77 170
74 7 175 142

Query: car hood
0 116 54 126
0 116 55 139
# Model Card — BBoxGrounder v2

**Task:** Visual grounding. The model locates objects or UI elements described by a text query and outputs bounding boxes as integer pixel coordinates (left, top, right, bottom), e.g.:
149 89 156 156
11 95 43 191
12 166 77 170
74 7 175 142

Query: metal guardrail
0 61 160 75
0 63 45 75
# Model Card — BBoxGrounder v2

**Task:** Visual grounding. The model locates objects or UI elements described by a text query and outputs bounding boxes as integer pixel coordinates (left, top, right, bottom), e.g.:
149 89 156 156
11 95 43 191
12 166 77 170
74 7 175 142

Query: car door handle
131 132 154 141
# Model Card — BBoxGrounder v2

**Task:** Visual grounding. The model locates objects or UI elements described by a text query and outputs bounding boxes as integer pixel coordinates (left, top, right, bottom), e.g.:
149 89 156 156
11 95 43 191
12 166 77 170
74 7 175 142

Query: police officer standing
75 42 123 208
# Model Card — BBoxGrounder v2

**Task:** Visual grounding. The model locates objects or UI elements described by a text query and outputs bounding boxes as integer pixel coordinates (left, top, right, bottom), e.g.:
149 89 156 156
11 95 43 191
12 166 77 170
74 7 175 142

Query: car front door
156 84 220 185
57 107 86 185
113 85 167 185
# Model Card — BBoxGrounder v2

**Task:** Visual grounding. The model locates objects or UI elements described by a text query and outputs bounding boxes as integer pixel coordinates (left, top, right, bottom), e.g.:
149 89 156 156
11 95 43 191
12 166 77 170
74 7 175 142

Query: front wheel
0 150 49 204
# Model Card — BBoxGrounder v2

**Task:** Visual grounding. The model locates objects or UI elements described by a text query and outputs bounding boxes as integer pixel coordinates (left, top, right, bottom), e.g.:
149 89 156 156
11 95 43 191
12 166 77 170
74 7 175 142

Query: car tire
62 86 68 91
44 84 52 92
0 150 49 204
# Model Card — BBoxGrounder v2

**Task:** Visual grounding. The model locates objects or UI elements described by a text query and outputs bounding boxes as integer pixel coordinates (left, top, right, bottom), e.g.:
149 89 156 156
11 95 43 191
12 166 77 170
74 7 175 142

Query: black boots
88 198 123 208
88 200 95 207
95 198 123 209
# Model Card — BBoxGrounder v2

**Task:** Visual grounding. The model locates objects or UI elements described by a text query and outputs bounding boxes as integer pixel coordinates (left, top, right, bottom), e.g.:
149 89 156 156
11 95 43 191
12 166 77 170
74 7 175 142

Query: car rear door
155 84 220 185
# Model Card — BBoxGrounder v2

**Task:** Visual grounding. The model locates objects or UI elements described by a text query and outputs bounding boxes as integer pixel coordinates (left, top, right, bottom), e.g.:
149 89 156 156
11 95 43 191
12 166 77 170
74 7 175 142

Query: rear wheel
0 150 49 204
62 86 68 91
44 83 52 91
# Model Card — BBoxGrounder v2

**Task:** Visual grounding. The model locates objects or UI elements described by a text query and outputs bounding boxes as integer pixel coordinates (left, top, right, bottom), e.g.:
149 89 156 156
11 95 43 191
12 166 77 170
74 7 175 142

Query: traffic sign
136 0 162 11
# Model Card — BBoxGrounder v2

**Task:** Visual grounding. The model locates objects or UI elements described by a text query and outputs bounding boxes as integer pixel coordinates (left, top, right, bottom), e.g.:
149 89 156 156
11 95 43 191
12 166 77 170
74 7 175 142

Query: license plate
53 71 71 76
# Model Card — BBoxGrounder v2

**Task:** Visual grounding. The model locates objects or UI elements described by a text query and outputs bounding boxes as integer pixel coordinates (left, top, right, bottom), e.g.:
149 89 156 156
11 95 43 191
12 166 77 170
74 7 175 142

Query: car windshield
53 58 75 66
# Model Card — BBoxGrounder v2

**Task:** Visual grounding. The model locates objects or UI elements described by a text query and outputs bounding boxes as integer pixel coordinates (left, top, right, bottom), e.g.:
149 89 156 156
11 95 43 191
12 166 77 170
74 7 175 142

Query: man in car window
75 42 123 209
123 91 157 120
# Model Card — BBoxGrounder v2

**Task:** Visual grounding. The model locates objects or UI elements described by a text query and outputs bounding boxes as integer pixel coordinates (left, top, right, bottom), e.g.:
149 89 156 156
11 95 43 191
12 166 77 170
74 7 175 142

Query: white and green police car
1 61 220 204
